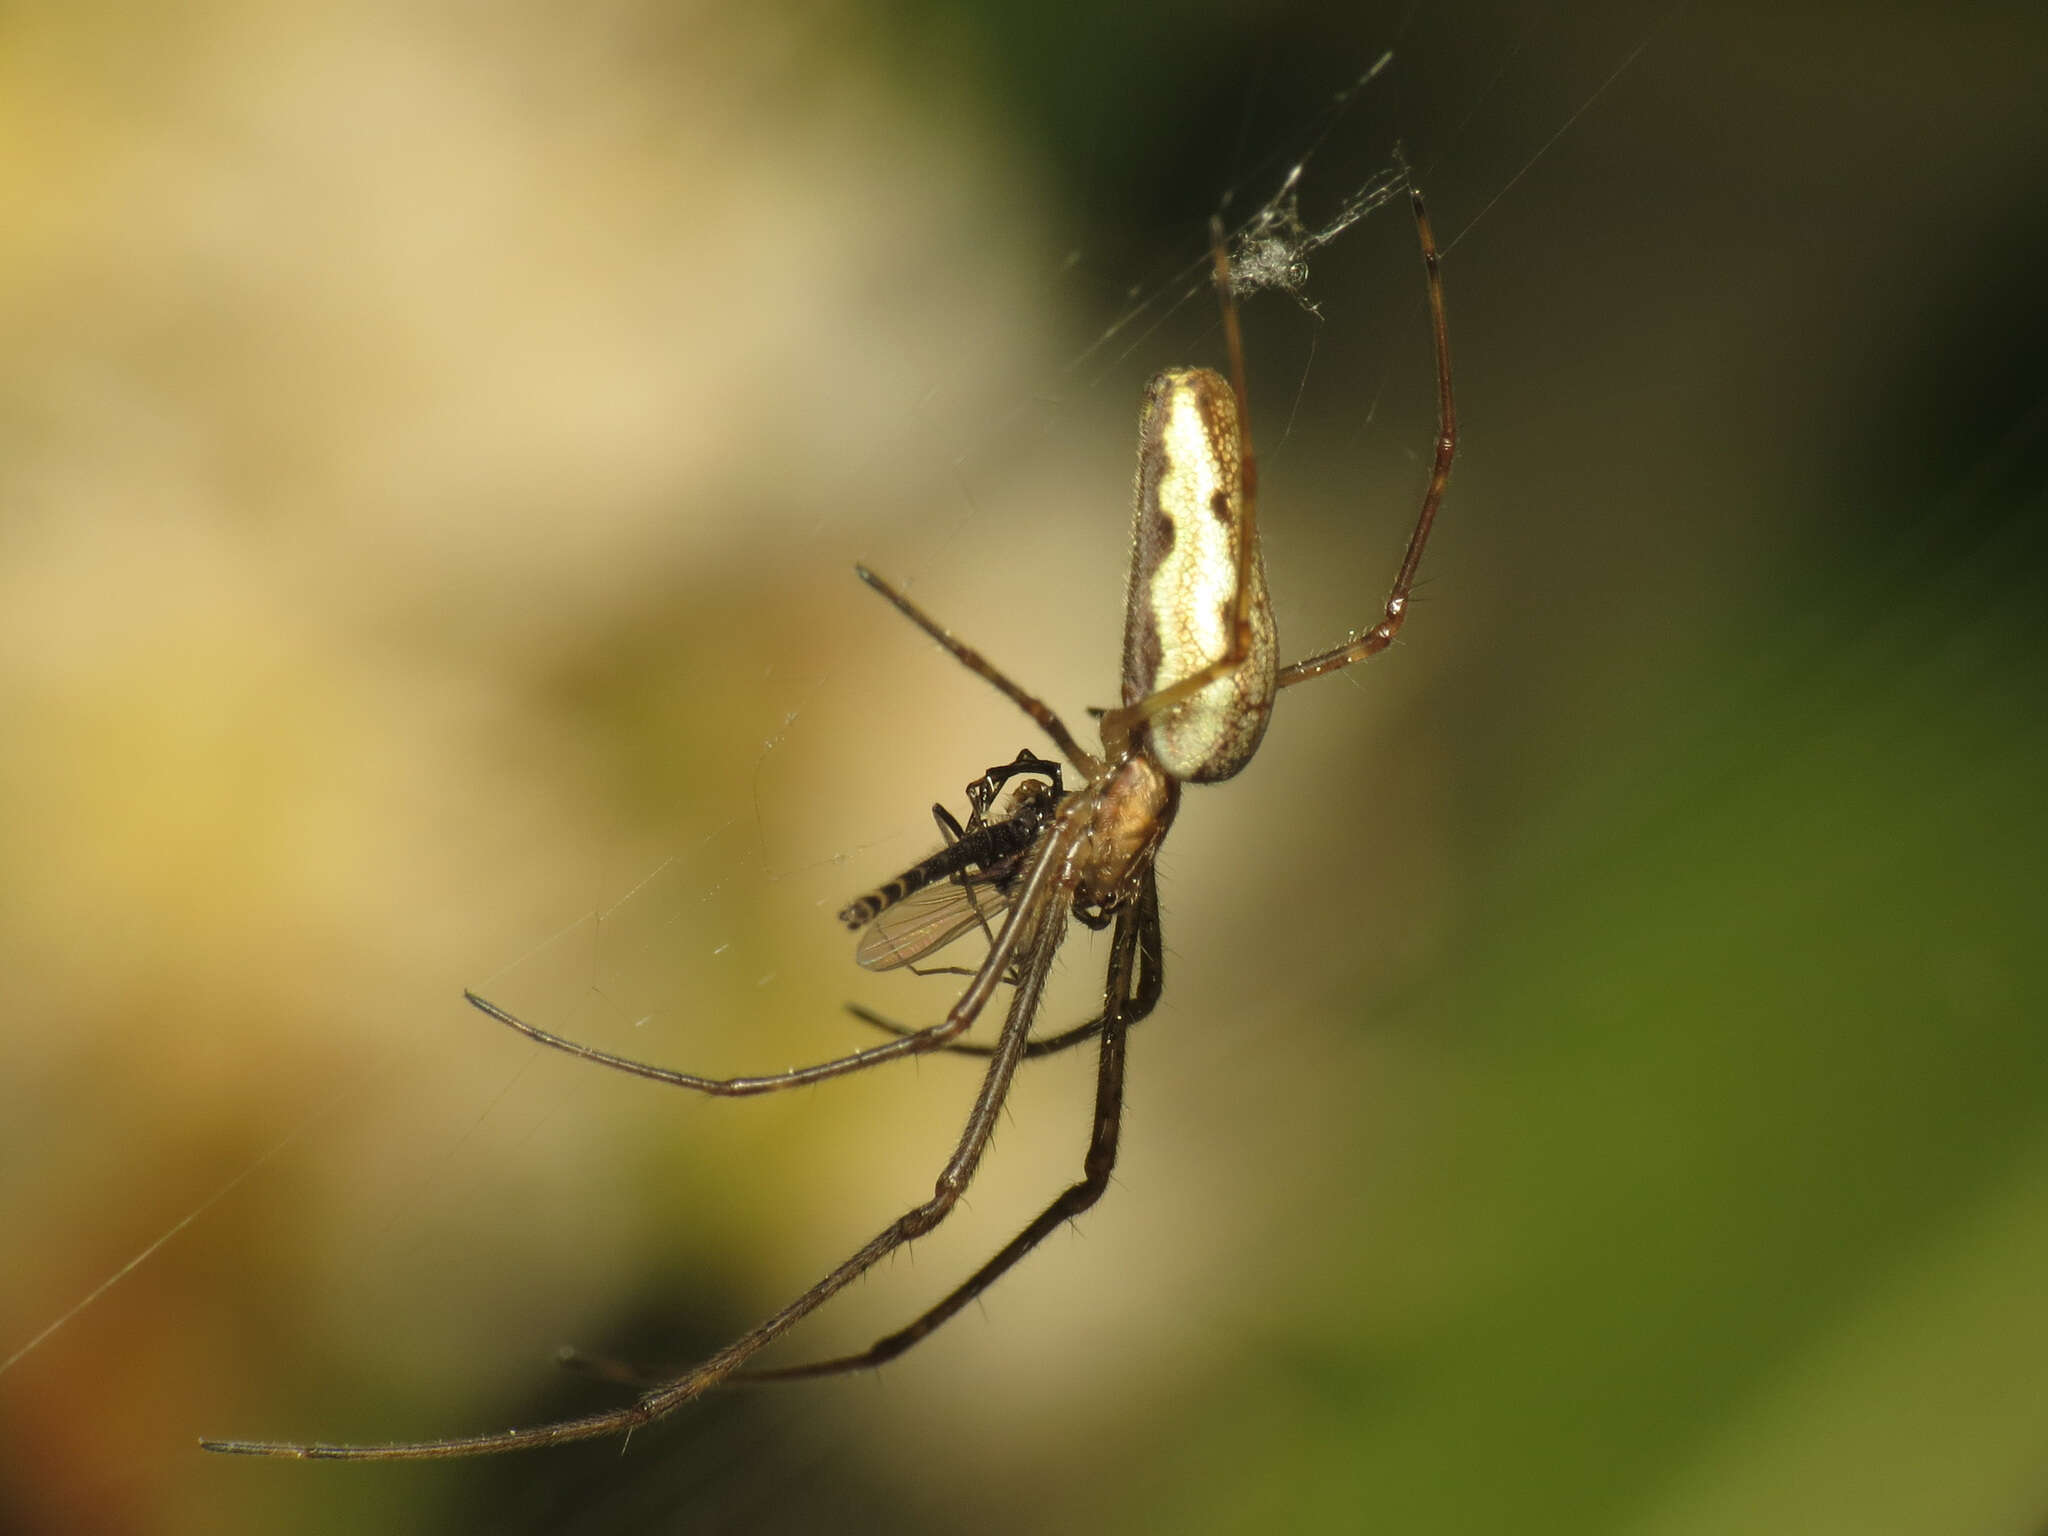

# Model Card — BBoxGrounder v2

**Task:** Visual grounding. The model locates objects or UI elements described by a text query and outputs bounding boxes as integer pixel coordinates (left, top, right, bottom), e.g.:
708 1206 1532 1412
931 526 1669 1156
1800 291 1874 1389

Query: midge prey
202 187 1457 1461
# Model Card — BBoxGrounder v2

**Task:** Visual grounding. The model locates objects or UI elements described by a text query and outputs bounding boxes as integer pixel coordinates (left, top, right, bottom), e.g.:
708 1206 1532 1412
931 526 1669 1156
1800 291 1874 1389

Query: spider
201 184 1455 1460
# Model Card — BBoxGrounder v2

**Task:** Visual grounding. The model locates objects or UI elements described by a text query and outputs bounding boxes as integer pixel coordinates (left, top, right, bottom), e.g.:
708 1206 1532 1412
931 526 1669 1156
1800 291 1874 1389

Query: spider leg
561 877 1158 1394
845 1001 1094 1058
738 880 1146 1384
465 819 1069 1097
842 871 1161 1059
855 566 1099 775
465 973 987 1098
200 821 1082 1460
1276 186 1455 687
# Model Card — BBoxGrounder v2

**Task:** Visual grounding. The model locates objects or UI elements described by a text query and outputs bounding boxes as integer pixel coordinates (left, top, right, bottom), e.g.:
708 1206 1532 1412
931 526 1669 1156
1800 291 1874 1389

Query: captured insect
202 184 1456 1461
840 748 1069 977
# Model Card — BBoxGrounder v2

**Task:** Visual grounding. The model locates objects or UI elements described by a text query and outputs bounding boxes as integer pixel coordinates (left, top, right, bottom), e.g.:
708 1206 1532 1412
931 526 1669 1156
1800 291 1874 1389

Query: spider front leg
1276 187 1456 688
855 567 1097 775
464 831 1054 1096
202 821 1083 1460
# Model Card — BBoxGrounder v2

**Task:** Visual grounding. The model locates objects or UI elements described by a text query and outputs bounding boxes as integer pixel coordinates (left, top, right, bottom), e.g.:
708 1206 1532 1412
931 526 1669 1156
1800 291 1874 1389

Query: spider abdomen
1122 367 1278 783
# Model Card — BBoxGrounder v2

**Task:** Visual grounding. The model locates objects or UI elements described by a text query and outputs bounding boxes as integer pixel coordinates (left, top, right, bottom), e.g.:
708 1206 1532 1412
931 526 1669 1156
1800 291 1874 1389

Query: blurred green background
3 1 2045 1532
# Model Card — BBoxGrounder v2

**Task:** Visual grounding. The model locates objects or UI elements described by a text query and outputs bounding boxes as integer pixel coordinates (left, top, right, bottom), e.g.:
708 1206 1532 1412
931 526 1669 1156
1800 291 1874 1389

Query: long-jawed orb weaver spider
201 185 1455 1461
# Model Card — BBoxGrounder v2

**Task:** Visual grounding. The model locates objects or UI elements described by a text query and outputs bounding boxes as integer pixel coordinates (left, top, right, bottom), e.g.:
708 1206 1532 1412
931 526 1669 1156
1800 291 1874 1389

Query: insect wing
853 876 1012 971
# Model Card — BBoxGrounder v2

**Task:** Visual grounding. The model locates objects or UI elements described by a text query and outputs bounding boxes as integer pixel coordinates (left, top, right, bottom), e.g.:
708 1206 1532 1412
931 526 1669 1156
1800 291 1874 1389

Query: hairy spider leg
853 566 1100 775
562 872 1158 1392
741 876 1151 1381
1276 188 1456 686
199 806 1089 1459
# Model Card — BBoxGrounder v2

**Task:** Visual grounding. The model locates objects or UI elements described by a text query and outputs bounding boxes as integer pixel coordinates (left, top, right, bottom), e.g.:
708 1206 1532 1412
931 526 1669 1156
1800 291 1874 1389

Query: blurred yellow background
3 1 2046 1532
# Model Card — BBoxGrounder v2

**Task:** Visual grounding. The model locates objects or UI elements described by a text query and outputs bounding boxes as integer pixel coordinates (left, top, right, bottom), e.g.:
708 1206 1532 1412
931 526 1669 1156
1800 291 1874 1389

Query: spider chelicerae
202 184 1456 1461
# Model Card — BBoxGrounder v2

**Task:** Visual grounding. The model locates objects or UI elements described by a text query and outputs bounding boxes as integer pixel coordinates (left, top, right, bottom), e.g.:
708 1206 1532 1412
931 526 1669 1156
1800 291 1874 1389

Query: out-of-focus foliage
2 2 2044 1533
